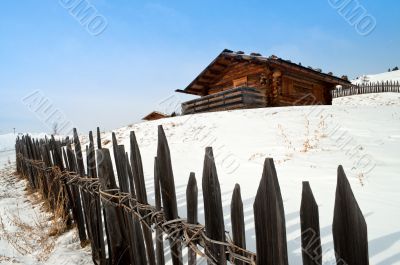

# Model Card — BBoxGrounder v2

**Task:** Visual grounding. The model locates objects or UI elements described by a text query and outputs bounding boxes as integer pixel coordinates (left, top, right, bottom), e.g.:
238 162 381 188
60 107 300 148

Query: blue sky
0 0 399 134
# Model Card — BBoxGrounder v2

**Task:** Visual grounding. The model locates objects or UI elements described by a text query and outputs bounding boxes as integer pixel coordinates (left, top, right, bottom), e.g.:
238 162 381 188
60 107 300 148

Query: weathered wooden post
253 158 288 265
155 157 166 265
130 131 156 265
333 166 369 265
300 181 321 265
231 184 246 265
186 172 198 265
202 147 226 265
157 125 183 265
97 148 131 265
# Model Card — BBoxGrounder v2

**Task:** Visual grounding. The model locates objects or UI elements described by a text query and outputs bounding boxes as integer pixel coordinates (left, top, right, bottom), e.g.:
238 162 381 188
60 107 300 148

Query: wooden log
97 148 131 265
231 184 246 265
333 166 369 265
157 125 183 265
130 131 156 265
300 181 321 265
202 147 226 265
186 172 198 265
253 158 288 265
155 157 166 265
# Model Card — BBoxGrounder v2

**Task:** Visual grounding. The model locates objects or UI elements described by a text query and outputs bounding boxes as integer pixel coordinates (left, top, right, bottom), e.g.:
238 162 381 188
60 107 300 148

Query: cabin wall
206 63 332 106
208 62 266 94
279 75 331 106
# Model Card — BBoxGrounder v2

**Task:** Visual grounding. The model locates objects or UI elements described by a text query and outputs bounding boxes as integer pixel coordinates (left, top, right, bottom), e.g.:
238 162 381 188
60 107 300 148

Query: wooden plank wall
15 126 370 265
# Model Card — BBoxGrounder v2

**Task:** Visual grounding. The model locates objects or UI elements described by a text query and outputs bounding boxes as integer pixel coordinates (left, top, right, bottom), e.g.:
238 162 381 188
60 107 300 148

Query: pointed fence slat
333 166 369 265
186 172 198 265
125 153 148 265
202 147 226 265
231 184 246 265
65 144 87 244
157 125 183 265
253 158 288 265
86 133 107 265
300 181 321 265
97 148 131 265
97 127 102 149
129 131 156 265
155 157 166 265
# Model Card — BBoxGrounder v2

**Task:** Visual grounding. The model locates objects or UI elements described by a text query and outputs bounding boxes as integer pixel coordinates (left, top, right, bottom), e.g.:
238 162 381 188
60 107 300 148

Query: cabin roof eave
177 49 351 95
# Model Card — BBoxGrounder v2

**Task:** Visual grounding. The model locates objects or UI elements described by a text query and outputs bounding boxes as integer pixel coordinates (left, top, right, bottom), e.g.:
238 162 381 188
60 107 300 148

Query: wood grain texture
157 125 183 265
253 158 288 265
186 172 198 265
154 157 166 265
202 147 226 265
231 184 246 265
300 181 321 265
333 166 369 265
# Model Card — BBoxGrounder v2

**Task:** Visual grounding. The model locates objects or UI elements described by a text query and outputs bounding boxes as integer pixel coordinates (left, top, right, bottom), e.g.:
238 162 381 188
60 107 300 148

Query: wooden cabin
176 49 351 114
142 111 169 121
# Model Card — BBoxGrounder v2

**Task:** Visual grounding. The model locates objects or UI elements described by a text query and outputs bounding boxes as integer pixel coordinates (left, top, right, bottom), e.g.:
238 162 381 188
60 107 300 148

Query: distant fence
15 126 369 265
332 81 400 98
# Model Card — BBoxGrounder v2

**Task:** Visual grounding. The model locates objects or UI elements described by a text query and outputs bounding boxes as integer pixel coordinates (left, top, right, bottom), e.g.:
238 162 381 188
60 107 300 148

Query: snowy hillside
353 70 400 85
87 92 399 265
1 93 399 264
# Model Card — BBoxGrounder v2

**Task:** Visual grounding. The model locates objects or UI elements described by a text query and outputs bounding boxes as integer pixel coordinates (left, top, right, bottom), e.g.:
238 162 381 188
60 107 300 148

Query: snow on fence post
157 125 183 265
300 181 322 265
231 184 246 265
186 172 198 265
333 166 369 265
202 147 227 265
253 158 288 265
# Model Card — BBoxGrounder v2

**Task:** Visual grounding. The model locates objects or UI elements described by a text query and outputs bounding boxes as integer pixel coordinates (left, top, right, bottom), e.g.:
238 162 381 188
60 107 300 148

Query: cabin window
233 77 248 88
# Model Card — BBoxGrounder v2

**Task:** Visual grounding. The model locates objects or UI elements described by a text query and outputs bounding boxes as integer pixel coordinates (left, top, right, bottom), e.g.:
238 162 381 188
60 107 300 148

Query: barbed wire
18 155 257 265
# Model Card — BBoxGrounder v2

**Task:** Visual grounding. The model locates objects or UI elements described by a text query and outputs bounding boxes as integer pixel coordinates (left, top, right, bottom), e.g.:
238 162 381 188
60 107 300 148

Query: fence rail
15 126 369 265
332 81 400 98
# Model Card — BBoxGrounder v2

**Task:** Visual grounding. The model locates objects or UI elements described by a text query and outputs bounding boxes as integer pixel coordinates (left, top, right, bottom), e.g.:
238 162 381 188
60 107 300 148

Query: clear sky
0 0 399 134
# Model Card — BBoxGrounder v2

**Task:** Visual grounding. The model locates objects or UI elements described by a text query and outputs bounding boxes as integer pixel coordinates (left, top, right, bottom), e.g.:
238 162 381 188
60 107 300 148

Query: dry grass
0 169 70 262
0 210 55 261
278 114 327 155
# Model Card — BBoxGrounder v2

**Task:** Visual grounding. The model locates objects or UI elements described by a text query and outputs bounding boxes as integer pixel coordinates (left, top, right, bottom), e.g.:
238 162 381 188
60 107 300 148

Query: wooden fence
15 126 369 265
332 81 400 98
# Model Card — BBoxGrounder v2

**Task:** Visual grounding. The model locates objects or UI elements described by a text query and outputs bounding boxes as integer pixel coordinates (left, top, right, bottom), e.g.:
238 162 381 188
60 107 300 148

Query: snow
353 69 400 85
0 164 93 264
1 93 399 264
94 92 400 264
0 133 49 153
